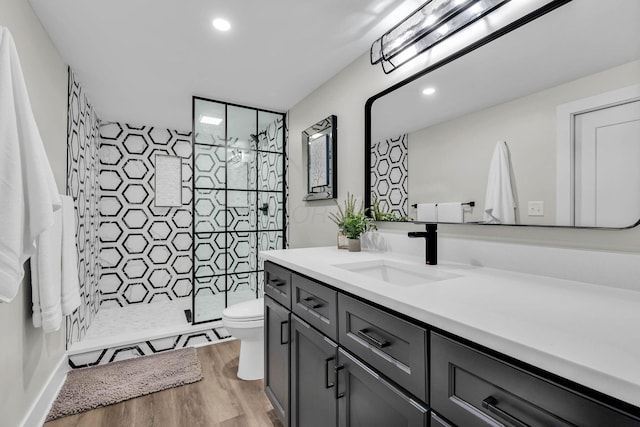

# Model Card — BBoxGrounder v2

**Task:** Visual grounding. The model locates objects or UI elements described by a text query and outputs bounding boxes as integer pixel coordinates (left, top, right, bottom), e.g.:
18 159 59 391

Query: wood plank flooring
45 340 283 427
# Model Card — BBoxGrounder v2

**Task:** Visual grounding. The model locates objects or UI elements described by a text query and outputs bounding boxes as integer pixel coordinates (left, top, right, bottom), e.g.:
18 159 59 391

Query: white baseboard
22 355 68 427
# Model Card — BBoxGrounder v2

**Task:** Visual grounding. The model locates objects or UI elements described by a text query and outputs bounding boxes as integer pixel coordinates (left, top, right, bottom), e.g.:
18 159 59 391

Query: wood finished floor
44 340 283 427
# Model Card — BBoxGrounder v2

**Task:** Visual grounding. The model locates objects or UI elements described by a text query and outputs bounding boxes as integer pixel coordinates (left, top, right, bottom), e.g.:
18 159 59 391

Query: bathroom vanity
262 248 640 426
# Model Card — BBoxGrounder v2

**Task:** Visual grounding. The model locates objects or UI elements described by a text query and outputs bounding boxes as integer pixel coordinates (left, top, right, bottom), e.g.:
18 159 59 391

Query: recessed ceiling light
212 18 231 32
200 115 223 125
422 87 436 95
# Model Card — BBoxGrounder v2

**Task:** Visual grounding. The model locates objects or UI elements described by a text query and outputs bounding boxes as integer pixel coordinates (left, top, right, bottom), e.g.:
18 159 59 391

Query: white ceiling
28 0 423 131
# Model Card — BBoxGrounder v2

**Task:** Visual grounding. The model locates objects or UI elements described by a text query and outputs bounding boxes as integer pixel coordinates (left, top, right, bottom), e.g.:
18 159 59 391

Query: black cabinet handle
324 356 335 389
280 320 288 345
268 278 286 287
334 364 345 399
482 396 530 427
300 296 323 310
357 328 390 349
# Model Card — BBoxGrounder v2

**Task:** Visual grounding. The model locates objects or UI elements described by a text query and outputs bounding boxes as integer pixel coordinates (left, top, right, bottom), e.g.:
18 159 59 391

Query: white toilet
222 297 264 380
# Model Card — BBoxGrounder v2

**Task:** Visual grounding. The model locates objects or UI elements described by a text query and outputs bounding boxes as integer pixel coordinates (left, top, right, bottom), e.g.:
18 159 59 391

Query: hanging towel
416 203 437 222
438 202 464 223
31 207 63 332
0 27 61 303
60 196 81 315
483 141 516 224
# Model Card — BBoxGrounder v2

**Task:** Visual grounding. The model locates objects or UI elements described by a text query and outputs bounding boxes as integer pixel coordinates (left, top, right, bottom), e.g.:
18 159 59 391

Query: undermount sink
333 259 461 287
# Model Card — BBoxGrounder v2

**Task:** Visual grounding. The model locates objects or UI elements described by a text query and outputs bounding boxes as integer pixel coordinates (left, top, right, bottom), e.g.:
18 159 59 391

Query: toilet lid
222 298 264 321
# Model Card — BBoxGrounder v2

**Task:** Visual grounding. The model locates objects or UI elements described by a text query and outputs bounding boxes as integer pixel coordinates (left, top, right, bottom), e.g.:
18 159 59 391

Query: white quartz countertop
261 247 640 408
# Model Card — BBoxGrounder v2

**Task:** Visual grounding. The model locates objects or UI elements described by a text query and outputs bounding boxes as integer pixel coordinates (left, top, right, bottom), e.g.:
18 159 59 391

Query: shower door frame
191 96 287 325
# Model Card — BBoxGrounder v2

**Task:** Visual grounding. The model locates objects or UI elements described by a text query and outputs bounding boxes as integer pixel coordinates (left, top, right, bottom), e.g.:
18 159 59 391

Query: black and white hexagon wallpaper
66 68 102 347
98 123 193 307
371 134 409 218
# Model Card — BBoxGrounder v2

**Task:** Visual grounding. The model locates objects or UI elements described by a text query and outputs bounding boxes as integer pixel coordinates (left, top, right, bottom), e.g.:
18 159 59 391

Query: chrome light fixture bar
371 0 510 73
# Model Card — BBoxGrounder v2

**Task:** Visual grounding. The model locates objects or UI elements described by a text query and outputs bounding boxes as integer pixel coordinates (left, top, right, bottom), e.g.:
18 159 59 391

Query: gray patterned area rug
46 347 203 421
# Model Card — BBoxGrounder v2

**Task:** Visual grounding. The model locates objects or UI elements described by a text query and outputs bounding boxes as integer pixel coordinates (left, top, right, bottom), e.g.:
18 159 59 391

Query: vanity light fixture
199 115 223 125
371 0 510 73
422 87 436 95
212 18 231 32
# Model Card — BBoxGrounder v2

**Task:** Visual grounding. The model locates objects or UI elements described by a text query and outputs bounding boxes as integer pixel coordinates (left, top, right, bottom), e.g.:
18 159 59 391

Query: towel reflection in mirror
483 141 517 224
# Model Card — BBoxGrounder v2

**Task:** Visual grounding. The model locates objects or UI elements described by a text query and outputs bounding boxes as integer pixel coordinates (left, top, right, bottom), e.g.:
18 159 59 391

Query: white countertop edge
261 248 640 408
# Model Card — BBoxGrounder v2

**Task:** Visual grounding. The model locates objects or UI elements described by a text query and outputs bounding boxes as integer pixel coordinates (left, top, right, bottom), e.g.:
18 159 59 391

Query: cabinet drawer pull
357 328 390 349
324 356 335 389
301 296 323 310
482 396 530 427
334 364 345 399
280 320 289 345
269 278 286 287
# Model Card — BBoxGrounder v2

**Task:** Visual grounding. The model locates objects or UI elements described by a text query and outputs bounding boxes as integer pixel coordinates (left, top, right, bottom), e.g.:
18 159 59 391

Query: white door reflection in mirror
574 100 640 227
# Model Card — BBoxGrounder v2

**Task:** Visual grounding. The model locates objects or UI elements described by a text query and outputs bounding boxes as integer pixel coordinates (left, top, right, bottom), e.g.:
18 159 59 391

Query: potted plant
370 194 413 222
329 193 376 252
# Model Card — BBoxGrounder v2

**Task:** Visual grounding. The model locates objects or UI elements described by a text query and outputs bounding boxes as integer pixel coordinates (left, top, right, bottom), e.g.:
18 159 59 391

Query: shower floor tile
68 298 226 355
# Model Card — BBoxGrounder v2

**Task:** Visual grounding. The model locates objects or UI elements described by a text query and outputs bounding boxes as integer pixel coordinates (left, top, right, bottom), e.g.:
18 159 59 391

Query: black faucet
408 224 437 265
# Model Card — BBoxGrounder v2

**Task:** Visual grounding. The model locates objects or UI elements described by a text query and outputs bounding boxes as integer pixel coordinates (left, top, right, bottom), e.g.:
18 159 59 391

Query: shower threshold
66 298 232 368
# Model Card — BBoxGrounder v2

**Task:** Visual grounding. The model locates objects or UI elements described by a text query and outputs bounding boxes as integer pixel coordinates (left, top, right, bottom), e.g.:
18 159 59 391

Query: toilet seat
222 297 264 322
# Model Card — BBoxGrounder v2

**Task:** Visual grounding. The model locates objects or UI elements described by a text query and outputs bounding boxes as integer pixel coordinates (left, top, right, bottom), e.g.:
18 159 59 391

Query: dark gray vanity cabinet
336 348 428 427
265 295 290 426
430 332 640 427
290 314 338 427
264 261 640 427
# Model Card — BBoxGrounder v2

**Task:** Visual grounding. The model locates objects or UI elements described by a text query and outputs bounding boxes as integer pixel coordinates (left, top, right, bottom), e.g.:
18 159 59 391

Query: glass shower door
192 97 285 324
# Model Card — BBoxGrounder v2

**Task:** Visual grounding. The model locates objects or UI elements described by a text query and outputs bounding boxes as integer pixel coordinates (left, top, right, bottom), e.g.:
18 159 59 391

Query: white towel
483 141 516 224
60 196 81 315
438 202 464 223
31 208 63 332
416 203 437 222
0 27 61 303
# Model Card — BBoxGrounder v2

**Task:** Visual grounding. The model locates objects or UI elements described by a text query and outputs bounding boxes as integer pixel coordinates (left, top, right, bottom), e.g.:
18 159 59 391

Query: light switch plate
528 201 544 216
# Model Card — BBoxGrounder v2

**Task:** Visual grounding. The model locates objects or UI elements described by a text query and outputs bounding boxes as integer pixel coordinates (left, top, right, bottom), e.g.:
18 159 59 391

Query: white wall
288 52 640 255
288 54 418 248
408 60 640 225
0 1 68 426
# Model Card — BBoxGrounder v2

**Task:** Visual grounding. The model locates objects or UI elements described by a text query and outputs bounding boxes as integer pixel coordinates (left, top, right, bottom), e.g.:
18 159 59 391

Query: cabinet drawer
338 294 427 402
292 273 338 340
430 332 640 427
337 348 428 427
264 261 291 309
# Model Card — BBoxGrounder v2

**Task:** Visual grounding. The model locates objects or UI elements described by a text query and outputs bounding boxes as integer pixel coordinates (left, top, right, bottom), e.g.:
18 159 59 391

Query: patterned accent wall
98 123 193 307
66 68 102 347
371 134 409 217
